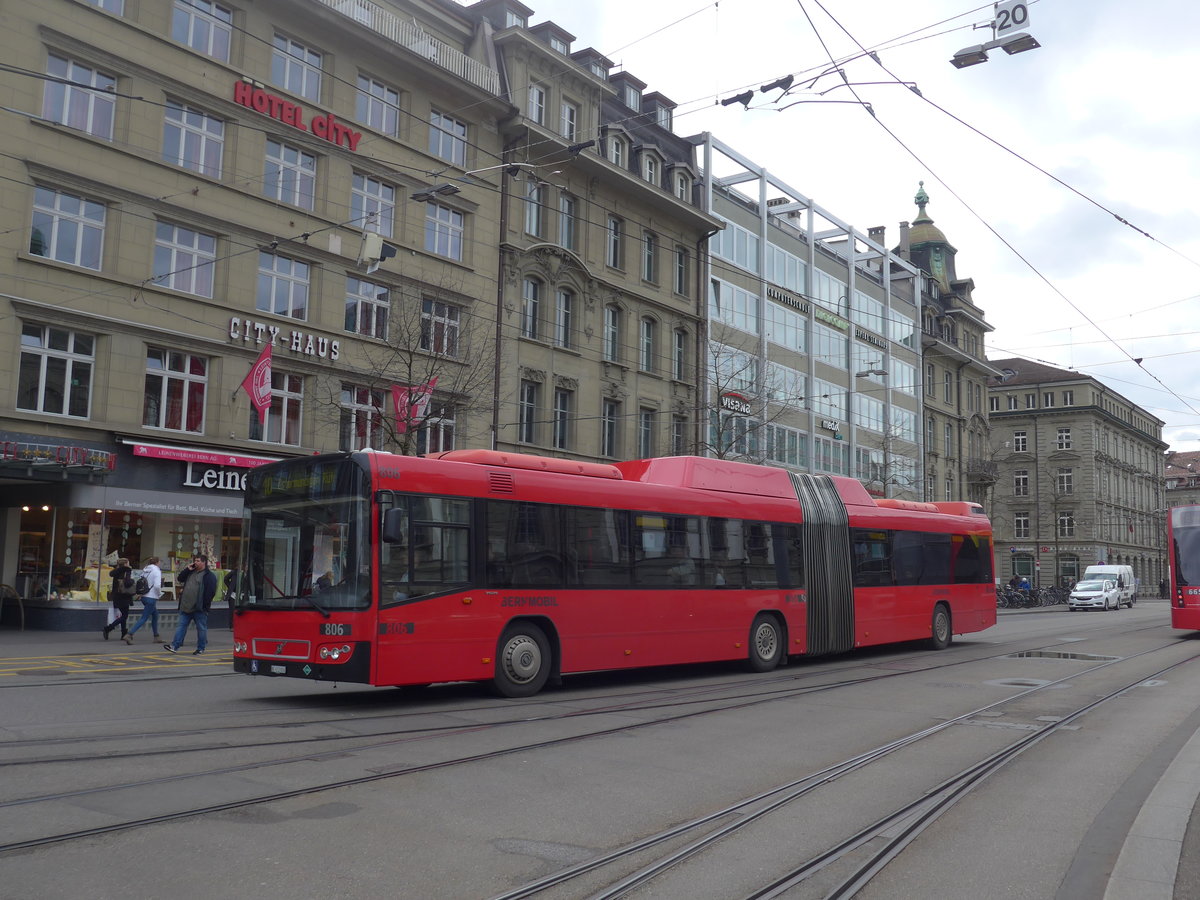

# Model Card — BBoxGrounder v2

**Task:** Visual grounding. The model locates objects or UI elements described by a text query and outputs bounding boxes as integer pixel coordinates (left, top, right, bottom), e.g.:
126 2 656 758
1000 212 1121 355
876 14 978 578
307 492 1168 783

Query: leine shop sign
134 444 278 494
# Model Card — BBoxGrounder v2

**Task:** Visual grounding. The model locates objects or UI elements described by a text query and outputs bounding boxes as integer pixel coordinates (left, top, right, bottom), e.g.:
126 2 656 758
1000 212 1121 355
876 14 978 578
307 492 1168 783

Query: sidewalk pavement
0 621 233 657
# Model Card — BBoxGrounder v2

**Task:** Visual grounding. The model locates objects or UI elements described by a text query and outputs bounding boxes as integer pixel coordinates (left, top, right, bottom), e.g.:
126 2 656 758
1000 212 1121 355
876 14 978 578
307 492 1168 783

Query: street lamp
950 32 1041 67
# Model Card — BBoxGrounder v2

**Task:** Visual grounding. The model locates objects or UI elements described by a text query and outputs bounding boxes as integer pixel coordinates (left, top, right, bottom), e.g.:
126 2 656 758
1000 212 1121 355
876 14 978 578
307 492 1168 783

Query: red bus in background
231 450 995 696
1169 505 1200 629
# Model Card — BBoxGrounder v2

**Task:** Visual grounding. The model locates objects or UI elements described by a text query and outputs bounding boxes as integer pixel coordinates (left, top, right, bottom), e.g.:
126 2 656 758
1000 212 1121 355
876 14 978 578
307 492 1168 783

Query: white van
1083 565 1136 607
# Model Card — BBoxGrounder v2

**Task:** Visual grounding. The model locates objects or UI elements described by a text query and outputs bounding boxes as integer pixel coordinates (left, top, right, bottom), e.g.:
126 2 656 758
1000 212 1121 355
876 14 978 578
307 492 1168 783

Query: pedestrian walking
102 557 134 641
124 556 163 644
1160 578 1168 599
164 555 217 656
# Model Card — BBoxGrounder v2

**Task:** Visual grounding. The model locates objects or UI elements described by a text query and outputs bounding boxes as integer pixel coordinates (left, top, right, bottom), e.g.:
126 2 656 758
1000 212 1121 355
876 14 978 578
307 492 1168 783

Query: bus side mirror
382 509 406 543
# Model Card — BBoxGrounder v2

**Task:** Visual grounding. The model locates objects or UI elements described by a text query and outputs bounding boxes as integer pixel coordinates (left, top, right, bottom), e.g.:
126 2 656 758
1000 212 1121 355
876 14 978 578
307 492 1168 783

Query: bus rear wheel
929 604 952 651
493 623 551 698
747 614 784 672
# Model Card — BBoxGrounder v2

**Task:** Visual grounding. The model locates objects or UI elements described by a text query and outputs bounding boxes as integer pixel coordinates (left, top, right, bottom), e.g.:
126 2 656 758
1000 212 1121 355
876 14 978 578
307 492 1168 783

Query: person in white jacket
123 557 163 644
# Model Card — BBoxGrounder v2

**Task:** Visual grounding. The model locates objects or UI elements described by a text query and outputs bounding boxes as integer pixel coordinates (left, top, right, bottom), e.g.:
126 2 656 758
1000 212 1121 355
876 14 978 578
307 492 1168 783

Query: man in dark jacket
164 555 218 656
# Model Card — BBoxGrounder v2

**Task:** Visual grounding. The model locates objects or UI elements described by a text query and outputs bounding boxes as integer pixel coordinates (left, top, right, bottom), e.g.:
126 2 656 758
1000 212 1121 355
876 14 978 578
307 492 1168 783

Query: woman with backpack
123 556 163 644
103 557 134 641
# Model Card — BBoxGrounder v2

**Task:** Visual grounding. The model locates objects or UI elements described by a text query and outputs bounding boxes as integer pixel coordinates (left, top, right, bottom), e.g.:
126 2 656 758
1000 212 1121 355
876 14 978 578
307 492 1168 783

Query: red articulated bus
231 450 996 696
1169 505 1200 629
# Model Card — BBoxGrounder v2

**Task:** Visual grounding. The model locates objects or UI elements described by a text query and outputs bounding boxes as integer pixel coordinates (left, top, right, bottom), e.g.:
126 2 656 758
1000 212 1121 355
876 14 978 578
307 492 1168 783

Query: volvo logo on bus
720 392 752 415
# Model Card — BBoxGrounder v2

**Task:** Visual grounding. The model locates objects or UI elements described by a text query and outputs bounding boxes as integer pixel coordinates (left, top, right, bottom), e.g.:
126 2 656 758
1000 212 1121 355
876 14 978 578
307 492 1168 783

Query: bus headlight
318 644 354 661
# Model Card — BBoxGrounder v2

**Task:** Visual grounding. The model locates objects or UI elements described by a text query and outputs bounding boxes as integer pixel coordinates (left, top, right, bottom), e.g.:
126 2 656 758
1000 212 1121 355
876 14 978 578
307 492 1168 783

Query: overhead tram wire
790 0 1200 422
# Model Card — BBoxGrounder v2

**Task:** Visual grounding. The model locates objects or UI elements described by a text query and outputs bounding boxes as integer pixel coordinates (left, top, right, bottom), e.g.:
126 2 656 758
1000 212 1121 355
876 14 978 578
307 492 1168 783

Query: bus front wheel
747 614 784 672
929 604 952 651
494 623 551 698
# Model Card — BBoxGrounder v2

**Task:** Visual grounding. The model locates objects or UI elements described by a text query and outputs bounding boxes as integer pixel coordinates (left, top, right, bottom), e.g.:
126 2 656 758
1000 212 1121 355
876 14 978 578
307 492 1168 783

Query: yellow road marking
0 653 230 676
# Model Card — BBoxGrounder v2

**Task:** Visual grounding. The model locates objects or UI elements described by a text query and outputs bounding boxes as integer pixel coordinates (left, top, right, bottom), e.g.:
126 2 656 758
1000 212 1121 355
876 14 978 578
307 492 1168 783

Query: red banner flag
240 343 273 425
392 377 438 435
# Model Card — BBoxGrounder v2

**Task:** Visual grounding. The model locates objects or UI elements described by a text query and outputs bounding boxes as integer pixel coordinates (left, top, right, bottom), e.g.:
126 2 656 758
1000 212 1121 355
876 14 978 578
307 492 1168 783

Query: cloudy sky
495 0 1200 450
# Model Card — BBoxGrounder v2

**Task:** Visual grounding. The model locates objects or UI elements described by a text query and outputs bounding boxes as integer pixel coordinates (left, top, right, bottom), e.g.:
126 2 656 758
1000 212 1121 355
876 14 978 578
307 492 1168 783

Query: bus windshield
237 456 372 611
1173 507 1200 587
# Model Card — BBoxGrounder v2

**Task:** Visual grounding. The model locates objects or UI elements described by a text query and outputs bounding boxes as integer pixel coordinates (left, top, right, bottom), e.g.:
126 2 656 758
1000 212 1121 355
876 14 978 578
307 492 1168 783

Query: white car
1068 579 1120 611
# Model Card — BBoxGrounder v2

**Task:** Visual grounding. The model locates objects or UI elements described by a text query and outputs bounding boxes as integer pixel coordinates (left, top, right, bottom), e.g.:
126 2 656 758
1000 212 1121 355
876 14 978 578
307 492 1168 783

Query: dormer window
656 106 673 130
505 10 526 28
609 135 626 168
643 153 660 187
624 85 641 109
589 60 607 78
674 171 690 201
550 36 569 54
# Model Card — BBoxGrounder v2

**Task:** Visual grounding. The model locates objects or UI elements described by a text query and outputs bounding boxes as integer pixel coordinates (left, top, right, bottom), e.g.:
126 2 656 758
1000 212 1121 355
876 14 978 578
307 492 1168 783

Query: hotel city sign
233 80 363 152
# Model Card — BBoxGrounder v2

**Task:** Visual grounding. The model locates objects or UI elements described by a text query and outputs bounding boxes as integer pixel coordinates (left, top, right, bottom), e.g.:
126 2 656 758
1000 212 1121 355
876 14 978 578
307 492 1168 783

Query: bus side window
379 499 410 602
852 530 892 587
775 524 803 589
707 518 744 588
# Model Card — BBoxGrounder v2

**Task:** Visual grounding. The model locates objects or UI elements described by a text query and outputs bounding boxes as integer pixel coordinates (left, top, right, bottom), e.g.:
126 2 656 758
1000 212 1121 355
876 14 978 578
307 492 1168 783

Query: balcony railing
318 0 501 95
965 458 998 483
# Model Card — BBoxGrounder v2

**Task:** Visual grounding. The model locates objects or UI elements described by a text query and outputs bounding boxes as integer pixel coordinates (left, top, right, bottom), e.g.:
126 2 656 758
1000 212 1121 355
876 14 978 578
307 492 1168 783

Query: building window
1063 390 1074 406
675 172 690 201
429 110 467 166
345 276 389 339
271 34 321 102
945 476 954 502
1044 392 1055 407
524 182 545 237
30 187 105 270
943 371 953 402
558 193 577 250
1058 467 1073 494
624 85 641 108
18 323 93 418
642 231 657 282
86 0 124 11
521 278 541 340
339 384 384 451
1058 510 1075 538
264 140 316 209
989 395 999 412
1014 511 1030 539
424 203 463 260
518 380 538 444
927 416 936 451
162 100 224 178
527 84 545 124
43 54 115 140
250 371 303 445
643 155 659 187
640 317 656 372
606 216 623 268
673 329 687 381
656 106 673 130
416 404 455 454
171 0 232 61
356 76 400 135
1014 469 1029 496
420 298 460 356
549 36 569 54
1007 395 1018 410
603 305 621 362
601 399 620 457
672 415 688 455
143 348 207 432
351 173 395 236
554 289 573 348
608 135 626 167
256 252 309 320
553 389 572 450
1025 392 1036 409
1013 430 1027 452
926 364 935 398
153 222 216 297
560 100 578 141
944 424 954 457
639 408 656 458
674 247 689 295
1057 427 1072 450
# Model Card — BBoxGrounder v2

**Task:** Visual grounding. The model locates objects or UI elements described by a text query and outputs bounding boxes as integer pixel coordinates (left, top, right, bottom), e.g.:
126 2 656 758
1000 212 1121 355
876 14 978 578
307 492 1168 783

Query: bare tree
697 326 808 462
310 278 497 455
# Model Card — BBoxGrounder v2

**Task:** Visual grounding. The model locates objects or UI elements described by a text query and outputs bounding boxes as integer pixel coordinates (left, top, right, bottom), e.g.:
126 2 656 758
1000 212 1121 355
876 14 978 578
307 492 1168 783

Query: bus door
376 494 472 685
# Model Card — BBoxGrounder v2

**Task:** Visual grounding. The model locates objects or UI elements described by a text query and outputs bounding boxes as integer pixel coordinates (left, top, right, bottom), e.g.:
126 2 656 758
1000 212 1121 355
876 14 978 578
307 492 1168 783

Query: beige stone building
0 0 715 606
986 358 1166 590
